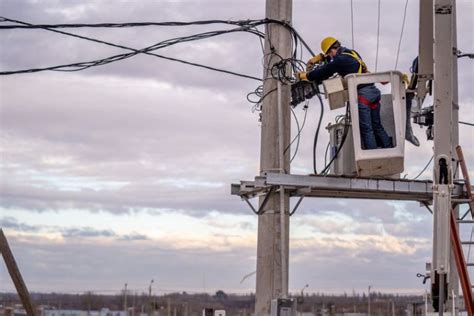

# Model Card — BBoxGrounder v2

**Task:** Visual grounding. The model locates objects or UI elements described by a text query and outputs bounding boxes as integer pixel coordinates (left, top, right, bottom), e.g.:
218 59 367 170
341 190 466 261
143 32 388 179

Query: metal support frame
289 195 305 216
432 0 454 313
231 173 465 202
242 186 277 215
233 173 465 202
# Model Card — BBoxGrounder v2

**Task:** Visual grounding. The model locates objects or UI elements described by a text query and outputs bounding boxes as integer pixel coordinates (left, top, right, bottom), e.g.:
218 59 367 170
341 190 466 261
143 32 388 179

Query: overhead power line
375 0 381 71
0 20 264 29
460 121 474 127
0 18 262 79
457 52 474 59
350 0 355 49
0 17 315 54
395 0 409 70
413 155 434 180
0 17 314 78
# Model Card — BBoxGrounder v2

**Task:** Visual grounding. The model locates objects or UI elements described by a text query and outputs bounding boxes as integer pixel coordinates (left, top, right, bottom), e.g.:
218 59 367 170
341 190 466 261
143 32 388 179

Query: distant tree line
0 290 423 315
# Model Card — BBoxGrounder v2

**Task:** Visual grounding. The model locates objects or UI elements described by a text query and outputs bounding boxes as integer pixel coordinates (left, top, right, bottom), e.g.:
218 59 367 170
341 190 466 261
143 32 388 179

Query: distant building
41 308 126 316
2 307 26 316
43 310 86 316
202 309 226 316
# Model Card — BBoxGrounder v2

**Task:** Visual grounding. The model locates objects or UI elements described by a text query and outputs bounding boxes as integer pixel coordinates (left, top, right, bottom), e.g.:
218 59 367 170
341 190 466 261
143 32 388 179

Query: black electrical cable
413 155 434 180
247 86 277 111
312 92 325 174
324 141 330 168
0 17 315 56
286 102 309 163
289 106 301 163
460 121 474 127
0 16 315 84
320 103 351 175
0 18 263 74
458 53 474 59
271 57 306 84
0 17 311 77
0 17 264 78
0 19 264 29
265 18 315 56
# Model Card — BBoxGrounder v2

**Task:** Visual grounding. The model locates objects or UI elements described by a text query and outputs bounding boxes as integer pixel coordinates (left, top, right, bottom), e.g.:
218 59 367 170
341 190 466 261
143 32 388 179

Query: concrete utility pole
0 229 36 316
431 0 454 314
255 0 292 314
450 2 459 186
448 1 459 314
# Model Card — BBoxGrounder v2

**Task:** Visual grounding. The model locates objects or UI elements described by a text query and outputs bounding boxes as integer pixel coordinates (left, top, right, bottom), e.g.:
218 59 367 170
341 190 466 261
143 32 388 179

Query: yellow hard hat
321 36 338 55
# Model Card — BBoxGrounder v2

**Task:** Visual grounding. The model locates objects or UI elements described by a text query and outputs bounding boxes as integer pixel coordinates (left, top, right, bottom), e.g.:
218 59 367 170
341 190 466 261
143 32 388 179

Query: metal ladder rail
451 145 474 315
451 210 474 315
456 145 474 215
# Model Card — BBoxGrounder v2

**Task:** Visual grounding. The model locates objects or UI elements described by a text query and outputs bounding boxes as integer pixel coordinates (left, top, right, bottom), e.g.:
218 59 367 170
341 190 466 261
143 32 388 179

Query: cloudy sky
0 0 473 296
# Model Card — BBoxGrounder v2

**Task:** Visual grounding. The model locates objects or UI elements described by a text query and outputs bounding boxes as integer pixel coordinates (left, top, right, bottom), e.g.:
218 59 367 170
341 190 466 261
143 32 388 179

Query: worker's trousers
357 85 392 150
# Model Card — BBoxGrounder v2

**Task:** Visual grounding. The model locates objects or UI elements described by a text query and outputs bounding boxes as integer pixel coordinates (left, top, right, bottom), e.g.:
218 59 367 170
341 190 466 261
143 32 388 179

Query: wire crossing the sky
0 17 314 77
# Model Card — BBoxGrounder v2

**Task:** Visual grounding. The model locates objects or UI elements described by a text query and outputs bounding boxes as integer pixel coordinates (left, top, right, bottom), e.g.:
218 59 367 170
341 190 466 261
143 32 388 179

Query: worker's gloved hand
297 71 308 81
306 53 325 70
402 73 410 87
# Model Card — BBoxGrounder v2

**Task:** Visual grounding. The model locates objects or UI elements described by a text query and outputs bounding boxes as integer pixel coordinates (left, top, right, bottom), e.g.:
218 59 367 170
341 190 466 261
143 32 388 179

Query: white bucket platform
345 71 407 177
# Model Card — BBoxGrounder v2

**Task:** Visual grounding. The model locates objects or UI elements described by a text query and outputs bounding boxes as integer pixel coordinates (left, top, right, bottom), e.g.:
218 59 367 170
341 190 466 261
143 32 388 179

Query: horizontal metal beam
232 173 466 202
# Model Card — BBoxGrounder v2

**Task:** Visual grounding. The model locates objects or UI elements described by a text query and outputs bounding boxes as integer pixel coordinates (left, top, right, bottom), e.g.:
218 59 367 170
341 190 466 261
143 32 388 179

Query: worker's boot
406 93 420 147
406 120 420 146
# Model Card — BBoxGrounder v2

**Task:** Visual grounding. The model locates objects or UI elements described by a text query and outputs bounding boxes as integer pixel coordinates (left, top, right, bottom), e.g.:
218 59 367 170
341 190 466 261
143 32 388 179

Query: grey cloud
0 216 153 242
292 201 433 241
60 227 116 238
1 230 430 293
0 216 39 232
0 75 259 168
0 73 260 216
294 199 426 225
289 236 430 292
2 233 257 293
118 233 148 241
0 180 248 216
239 221 254 231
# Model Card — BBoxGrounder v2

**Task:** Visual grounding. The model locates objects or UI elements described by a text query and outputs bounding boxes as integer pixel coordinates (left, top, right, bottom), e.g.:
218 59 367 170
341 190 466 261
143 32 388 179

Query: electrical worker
298 37 393 150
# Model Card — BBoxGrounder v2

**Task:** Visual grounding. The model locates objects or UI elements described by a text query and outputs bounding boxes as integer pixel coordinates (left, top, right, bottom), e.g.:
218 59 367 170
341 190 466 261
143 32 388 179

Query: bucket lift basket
345 71 407 177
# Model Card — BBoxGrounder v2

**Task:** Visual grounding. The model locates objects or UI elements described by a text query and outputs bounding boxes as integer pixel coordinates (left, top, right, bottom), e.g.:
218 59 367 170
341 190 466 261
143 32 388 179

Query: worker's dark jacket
307 46 392 149
307 47 369 86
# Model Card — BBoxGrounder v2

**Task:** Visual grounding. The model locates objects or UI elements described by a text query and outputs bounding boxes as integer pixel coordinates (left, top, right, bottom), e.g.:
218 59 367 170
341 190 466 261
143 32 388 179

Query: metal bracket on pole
241 186 277 215
289 187 310 216
289 195 305 216
422 202 434 214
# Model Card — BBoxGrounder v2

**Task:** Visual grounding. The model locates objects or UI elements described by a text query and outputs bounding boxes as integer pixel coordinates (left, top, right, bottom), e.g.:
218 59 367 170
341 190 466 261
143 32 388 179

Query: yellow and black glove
402 73 410 88
306 53 325 70
297 71 308 81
